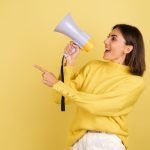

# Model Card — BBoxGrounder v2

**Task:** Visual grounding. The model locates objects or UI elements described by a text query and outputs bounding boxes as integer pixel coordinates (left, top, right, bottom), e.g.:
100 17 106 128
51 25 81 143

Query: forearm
53 80 144 116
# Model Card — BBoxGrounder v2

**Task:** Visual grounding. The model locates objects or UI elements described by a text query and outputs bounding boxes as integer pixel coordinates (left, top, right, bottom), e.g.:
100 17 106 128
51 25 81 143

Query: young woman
34 24 146 150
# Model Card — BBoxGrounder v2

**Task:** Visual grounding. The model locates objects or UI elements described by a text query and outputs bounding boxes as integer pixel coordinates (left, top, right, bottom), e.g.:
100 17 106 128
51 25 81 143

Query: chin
103 55 111 60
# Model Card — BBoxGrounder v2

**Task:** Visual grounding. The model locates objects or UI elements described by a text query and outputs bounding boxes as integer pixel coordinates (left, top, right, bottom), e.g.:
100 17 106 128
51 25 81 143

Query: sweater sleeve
54 61 91 104
63 61 92 90
52 77 144 116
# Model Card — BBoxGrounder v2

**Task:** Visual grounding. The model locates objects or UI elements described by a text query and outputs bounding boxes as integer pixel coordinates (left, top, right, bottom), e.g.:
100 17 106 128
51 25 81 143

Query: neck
111 55 126 65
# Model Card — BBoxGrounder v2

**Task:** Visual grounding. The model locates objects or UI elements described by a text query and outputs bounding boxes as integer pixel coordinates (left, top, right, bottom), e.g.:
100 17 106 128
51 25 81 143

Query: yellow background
0 0 150 150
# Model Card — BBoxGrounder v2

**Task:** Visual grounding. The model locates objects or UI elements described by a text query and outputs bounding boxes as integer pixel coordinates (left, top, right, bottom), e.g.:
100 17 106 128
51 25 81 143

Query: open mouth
105 49 111 53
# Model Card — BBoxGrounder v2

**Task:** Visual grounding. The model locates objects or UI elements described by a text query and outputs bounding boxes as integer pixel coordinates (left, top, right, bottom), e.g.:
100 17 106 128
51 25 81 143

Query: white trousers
71 131 126 150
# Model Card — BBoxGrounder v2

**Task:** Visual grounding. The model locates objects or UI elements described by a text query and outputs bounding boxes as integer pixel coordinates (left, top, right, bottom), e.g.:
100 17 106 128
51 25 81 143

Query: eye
111 36 117 41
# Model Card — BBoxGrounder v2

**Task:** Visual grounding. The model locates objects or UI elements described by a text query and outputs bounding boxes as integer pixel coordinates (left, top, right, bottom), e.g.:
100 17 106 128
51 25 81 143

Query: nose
104 37 109 45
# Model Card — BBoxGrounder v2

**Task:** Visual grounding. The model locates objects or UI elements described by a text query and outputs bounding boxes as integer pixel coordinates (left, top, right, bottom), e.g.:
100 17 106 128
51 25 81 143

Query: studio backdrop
0 0 150 150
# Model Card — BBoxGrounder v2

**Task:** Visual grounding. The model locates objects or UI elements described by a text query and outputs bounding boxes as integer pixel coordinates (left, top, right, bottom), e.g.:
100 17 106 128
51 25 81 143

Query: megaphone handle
64 47 76 58
60 56 65 111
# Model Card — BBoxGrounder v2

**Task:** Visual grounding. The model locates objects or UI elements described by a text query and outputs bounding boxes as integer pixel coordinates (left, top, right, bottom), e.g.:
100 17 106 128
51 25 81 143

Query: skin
103 28 133 64
34 28 133 87
34 41 80 87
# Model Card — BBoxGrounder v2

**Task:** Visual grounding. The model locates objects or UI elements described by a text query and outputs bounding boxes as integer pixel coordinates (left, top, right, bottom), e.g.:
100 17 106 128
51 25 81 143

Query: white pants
71 131 126 150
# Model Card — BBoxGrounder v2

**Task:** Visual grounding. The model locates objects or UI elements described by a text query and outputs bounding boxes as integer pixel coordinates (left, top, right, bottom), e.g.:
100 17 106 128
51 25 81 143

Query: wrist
52 79 59 86
65 59 75 66
64 59 75 66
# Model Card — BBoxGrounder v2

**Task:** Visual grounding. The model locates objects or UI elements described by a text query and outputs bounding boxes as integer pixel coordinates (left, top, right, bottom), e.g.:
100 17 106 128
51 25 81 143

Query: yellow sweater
52 60 144 150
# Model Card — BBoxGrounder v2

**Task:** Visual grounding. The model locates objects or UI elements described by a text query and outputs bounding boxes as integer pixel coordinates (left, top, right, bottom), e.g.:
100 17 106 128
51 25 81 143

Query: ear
124 45 133 54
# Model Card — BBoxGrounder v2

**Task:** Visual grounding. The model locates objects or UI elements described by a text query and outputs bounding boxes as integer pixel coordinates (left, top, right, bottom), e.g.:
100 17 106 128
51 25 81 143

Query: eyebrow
108 34 118 37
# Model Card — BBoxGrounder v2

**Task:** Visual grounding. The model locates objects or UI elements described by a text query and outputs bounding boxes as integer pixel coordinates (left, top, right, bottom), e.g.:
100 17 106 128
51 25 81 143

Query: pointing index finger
34 64 48 73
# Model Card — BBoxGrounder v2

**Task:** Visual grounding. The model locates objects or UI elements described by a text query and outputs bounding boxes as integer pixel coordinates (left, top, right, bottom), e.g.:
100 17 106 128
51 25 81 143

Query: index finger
34 64 48 73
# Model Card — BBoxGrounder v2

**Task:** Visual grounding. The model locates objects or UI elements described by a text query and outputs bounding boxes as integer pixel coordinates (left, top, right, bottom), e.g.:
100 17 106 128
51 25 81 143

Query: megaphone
54 13 94 52
54 13 94 112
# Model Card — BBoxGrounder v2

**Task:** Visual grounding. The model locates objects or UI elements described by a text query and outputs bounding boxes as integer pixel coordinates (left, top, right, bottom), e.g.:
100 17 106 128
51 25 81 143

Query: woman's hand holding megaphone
64 41 80 66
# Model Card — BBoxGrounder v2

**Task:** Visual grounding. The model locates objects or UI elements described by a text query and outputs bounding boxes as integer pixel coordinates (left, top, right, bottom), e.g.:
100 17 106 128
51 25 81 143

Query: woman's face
103 28 130 64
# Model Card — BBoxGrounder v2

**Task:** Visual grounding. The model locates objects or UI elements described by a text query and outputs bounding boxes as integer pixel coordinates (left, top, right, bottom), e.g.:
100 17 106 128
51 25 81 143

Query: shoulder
128 74 144 83
84 59 107 68
80 59 109 74
125 74 145 90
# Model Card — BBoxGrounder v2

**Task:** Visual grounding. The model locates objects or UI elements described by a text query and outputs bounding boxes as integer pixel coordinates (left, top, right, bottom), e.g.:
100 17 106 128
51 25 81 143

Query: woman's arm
53 77 144 116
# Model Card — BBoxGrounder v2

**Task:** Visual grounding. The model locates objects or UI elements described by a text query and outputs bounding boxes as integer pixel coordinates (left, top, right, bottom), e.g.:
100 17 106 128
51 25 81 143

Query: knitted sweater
52 60 144 150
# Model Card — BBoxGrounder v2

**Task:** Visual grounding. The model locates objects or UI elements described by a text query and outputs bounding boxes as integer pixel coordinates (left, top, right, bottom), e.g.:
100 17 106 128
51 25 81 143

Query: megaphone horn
54 13 94 52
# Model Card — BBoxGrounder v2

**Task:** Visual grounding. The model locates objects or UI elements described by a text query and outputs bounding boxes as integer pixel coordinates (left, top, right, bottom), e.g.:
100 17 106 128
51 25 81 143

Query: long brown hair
113 24 146 76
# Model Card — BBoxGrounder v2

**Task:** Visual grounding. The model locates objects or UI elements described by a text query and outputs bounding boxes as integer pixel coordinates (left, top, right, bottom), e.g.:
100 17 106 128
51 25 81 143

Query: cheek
111 44 125 56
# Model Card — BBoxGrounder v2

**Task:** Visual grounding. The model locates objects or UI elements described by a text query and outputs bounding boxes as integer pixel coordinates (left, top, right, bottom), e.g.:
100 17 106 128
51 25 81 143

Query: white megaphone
54 14 94 111
54 13 94 53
